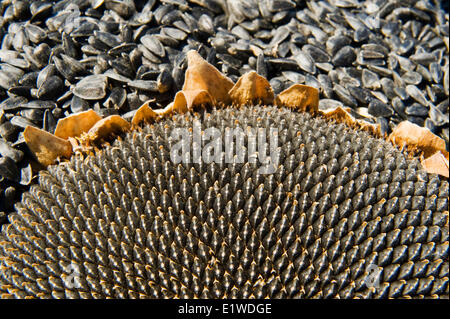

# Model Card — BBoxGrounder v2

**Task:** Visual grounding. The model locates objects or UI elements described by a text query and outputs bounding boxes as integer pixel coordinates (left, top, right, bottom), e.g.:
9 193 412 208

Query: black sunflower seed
0 156 20 182
0 139 24 163
36 76 64 100
73 75 108 100
332 46 356 67
368 99 394 117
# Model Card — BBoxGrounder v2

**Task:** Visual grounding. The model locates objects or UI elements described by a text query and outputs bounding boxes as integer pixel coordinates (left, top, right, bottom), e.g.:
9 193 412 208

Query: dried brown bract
275 84 319 114
23 126 72 166
389 121 449 159
131 100 159 126
183 50 234 104
389 121 449 177
172 89 213 112
229 71 274 106
83 115 131 145
54 110 102 139
320 106 381 136
421 152 449 178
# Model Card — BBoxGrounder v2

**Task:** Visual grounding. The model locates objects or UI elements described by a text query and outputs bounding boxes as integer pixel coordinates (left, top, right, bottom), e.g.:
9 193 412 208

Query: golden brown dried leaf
389 121 449 159
155 102 175 116
183 50 234 104
229 71 274 106
172 89 213 113
68 137 82 153
171 91 188 115
24 126 73 166
421 152 449 178
185 90 213 109
320 106 354 122
131 101 159 126
54 110 102 140
85 115 131 144
320 106 380 136
275 84 319 114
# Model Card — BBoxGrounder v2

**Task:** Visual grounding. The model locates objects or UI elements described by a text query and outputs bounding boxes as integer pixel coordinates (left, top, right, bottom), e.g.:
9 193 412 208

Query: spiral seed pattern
0 105 448 299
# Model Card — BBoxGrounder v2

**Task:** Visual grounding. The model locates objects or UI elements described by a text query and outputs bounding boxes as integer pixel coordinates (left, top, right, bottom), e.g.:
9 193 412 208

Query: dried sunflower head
0 105 448 299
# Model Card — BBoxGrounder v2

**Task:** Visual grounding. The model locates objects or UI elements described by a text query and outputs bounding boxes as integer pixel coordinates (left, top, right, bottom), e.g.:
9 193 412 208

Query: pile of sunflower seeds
0 0 449 224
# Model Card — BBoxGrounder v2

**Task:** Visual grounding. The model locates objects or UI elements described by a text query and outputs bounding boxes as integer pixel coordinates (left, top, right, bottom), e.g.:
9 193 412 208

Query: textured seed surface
0 105 448 299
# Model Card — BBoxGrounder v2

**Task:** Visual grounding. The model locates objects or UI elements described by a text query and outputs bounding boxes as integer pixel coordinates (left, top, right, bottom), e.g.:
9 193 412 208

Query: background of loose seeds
0 0 449 226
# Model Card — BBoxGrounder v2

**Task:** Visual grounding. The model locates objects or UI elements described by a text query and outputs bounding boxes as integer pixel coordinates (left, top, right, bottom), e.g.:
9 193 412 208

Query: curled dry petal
132 101 158 126
183 50 234 104
54 110 102 140
275 84 319 114
229 71 274 106
86 115 131 144
24 126 73 166
172 91 188 114
421 152 449 178
184 90 213 109
389 121 449 159
68 137 82 153
320 106 380 136
155 102 175 116
173 89 213 113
